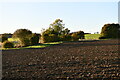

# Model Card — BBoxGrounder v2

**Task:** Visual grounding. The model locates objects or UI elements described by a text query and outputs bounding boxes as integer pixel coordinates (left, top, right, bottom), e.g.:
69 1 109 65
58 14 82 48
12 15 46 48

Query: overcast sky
0 0 119 34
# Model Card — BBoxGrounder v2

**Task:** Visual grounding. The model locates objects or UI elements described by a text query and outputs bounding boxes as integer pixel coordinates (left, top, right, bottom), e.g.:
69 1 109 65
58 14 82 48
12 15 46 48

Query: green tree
12 29 32 46
70 31 85 41
99 23 120 39
2 41 14 48
30 33 40 45
62 28 70 35
13 29 32 39
59 34 72 41
76 31 85 39
50 19 65 35
19 38 30 47
41 19 71 43
71 32 79 41
40 28 59 43
0 35 8 43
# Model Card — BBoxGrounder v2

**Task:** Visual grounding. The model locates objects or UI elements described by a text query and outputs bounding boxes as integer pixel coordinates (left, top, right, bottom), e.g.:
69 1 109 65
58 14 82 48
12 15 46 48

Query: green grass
24 42 63 48
1 41 63 50
0 38 62 50
85 34 100 40
8 38 20 42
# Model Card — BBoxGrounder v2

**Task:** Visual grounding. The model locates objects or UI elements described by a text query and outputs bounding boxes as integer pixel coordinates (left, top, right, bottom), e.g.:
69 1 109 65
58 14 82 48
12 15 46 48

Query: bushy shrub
2 41 14 48
19 38 30 47
40 19 71 43
12 29 37 47
60 34 72 41
40 27 60 43
100 23 120 39
40 19 85 43
30 33 39 45
0 35 8 43
12 29 32 38
49 34 59 42
1 33 12 38
76 31 85 39
70 31 85 41
71 33 79 41
41 33 59 43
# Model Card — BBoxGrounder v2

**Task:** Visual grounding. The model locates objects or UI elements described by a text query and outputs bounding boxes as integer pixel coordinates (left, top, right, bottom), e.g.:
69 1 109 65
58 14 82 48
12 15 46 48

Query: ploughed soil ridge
2 39 120 79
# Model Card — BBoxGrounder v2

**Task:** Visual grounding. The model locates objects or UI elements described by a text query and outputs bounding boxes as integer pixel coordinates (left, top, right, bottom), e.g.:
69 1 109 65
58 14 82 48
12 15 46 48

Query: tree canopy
100 23 120 39
12 29 39 46
41 19 71 43
12 29 32 39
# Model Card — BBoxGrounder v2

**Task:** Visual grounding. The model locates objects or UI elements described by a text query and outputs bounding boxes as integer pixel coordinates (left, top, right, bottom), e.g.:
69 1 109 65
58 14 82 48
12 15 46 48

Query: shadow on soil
59 40 120 47
2 39 120 51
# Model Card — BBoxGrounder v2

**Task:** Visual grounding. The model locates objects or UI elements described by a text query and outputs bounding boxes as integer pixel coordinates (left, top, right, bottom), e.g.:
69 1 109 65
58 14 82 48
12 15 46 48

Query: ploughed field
2 39 120 79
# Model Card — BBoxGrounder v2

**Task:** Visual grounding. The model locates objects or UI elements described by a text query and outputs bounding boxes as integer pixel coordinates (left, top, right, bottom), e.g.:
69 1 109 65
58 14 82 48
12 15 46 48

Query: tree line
0 19 120 48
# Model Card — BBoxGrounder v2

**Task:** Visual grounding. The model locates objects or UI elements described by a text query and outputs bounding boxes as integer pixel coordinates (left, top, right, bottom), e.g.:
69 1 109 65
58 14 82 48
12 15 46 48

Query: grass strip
1 41 63 50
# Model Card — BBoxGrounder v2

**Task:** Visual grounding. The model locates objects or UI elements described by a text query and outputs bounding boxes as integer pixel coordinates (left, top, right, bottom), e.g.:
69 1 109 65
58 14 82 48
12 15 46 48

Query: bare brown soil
2 39 120 79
